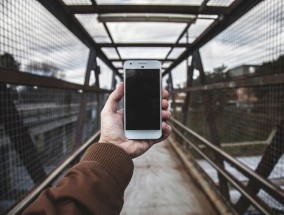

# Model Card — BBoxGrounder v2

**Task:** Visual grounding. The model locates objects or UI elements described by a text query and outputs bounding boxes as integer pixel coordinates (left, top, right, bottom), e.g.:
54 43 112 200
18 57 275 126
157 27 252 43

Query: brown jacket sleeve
22 143 134 215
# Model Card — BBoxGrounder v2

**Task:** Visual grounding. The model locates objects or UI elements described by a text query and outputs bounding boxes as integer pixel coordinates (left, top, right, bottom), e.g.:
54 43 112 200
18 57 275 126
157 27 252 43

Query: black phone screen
125 69 160 130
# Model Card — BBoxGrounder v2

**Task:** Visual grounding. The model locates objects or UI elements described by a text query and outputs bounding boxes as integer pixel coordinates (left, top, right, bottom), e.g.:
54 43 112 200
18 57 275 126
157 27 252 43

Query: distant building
228 64 259 78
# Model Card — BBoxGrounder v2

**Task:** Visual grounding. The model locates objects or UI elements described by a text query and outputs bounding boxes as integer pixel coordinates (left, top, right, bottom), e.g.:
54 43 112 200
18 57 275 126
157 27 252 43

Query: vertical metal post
168 71 177 117
75 49 97 147
194 50 230 200
182 65 194 125
62 125 67 156
94 66 100 88
182 30 194 126
111 71 117 90
94 66 101 129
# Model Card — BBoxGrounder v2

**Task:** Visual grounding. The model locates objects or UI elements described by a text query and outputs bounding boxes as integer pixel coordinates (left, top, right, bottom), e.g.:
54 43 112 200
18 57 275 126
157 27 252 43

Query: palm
99 83 171 158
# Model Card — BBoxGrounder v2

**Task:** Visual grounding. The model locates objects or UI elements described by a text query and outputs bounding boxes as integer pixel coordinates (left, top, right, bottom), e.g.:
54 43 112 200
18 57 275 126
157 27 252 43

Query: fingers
103 82 124 113
162 90 169 110
161 121 171 139
162 90 169 99
162 110 171 121
162 99 168 110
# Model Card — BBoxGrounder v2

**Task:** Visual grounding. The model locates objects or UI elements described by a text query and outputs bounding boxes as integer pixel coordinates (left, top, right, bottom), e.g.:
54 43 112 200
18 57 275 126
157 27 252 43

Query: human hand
99 82 171 158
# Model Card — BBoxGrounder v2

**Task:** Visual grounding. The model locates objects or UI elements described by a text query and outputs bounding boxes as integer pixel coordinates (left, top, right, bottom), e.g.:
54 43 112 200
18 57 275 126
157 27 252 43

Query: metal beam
98 43 189 48
235 121 284 214
170 122 274 215
163 0 262 76
0 68 110 93
109 58 176 62
7 131 101 215
173 72 284 93
69 5 228 15
98 14 196 23
163 23 192 63
170 117 284 214
116 67 168 70
102 23 122 60
162 0 207 64
38 0 122 79
76 50 98 148
194 51 230 200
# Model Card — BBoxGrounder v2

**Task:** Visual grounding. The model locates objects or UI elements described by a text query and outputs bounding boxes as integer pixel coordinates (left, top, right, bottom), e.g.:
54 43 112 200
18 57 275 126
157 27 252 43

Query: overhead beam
38 0 122 79
116 67 168 70
98 14 196 23
98 43 190 48
163 0 262 76
109 58 176 62
68 5 228 15
0 68 110 93
162 0 208 64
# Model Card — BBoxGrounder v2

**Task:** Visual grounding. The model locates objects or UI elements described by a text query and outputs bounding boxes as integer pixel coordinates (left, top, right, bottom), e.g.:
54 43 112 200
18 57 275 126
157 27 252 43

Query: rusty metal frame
7 131 101 215
193 50 230 199
97 43 190 48
0 68 110 93
37 0 122 79
181 30 193 125
68 4 228 15
182 65 194 125
168 70 177 117
170 117 284 214
169 122 275 215
110 58 176 62
163 0 263 76
235 120 284 214
75 50 99 147
173 72 284 93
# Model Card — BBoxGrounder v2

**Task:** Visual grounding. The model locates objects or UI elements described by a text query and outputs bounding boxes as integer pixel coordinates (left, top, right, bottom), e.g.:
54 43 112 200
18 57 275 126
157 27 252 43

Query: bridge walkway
121 141 217 215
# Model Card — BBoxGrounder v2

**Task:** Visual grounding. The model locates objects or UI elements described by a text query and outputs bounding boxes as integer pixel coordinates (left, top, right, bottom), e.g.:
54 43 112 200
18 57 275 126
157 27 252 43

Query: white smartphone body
123 60 162 139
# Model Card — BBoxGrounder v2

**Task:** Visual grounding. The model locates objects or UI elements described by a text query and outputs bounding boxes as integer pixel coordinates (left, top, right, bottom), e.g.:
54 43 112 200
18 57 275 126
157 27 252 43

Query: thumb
104 82 124 113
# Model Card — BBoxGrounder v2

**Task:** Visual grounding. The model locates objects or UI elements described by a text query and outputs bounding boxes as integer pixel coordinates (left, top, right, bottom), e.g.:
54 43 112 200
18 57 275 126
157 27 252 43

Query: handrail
170 125 273 215
173 72 284 93
170 118 284 207
0 68 111 93
7 130 101 215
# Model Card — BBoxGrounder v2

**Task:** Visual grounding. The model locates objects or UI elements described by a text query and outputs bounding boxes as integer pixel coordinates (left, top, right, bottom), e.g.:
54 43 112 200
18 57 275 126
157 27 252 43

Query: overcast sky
1 0 283 89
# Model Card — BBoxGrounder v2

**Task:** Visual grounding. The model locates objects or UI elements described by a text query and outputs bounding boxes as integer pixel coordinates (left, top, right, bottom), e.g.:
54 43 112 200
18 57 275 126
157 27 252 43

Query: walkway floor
121 141 218 215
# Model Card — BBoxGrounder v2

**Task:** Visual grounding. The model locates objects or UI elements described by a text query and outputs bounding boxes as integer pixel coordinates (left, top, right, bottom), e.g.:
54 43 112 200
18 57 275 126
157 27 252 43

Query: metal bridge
0 0 284 214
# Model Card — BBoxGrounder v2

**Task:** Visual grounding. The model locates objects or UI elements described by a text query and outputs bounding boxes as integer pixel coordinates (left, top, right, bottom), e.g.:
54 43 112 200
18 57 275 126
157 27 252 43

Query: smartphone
124 60 162 139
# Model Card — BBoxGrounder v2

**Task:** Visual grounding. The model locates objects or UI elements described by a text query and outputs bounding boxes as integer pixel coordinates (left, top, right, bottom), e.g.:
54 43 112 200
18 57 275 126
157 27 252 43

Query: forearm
23 143 134 215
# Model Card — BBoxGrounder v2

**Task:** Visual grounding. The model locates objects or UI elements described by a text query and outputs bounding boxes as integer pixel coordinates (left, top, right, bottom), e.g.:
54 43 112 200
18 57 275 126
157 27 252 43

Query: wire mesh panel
0 0 105 214
0 0 89 84
171 0 284 214
0 84 102 214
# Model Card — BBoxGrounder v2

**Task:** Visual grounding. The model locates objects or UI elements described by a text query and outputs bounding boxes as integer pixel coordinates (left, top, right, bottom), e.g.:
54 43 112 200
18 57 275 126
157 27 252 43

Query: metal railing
169 117 284 215
7 130 101 215
0 67 108 214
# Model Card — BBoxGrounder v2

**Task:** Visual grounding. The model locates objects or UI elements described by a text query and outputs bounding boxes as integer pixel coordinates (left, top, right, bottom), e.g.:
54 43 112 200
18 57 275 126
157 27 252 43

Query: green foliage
256 55 284 75
193 64 230 86
0 53 20 70
26 61 62 78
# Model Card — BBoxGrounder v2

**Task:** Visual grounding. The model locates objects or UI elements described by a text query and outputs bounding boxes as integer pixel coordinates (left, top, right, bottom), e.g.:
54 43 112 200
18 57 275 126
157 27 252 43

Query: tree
0 52 20 70
26 61 64 78
256 54 284 75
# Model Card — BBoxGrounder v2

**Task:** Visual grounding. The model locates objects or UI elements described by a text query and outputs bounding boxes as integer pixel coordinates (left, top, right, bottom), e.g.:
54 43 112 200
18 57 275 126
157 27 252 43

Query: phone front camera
130 63 132 65
141 66 144 68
